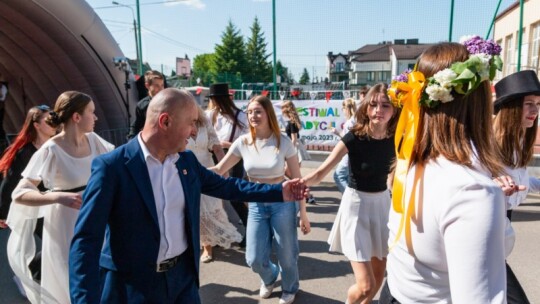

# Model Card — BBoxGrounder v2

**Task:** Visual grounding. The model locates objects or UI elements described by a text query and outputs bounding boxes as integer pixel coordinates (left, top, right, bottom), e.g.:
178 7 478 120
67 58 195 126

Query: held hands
0 219 7 229
54 192 83 210
492 175 527 196
282 178 310 201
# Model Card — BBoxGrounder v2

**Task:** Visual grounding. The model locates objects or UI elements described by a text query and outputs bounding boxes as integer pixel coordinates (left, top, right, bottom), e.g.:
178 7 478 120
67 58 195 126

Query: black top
0 143 39 219
342 132 395 192
127 95 151 139
285 121 300 139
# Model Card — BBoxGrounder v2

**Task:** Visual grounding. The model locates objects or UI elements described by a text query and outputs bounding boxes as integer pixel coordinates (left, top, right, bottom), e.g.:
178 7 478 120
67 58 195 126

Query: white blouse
206 109 249 143
387 157 508 303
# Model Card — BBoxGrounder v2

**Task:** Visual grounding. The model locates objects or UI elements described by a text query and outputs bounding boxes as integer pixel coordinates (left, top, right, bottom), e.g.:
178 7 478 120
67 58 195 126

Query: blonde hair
246 95 282 151
281 100 301 130
342 98 357 119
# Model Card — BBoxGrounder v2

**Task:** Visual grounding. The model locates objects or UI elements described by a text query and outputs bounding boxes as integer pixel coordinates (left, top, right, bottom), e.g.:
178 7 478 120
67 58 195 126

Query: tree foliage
212 20 247 88
245 17 272 83
299 68 310 84
192 53 215 86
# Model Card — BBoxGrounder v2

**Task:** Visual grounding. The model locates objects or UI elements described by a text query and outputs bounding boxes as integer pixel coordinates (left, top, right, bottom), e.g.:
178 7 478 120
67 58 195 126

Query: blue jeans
245 202 299 294
333 156 349 193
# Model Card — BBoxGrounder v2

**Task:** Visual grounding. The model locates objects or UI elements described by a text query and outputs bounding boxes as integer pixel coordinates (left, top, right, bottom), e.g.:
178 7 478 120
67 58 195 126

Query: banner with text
235 100 348 151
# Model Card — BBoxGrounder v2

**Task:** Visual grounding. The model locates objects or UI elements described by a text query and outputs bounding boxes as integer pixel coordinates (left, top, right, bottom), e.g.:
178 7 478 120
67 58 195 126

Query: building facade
493 0 540 79
175 54 191 78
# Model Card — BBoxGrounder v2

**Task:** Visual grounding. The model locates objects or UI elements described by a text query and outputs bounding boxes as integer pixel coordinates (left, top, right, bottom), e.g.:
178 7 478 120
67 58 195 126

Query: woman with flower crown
6 91 113 303
492 70 540 304
380 39 513 303
302 83 399 304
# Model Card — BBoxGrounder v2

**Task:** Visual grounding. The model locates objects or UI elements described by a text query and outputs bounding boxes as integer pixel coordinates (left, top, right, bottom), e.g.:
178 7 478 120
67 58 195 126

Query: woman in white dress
187 106 242 263
7 91 114 303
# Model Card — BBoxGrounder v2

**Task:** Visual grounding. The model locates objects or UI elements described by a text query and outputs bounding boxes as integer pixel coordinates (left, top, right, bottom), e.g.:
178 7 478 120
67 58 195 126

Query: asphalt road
1 162 539 303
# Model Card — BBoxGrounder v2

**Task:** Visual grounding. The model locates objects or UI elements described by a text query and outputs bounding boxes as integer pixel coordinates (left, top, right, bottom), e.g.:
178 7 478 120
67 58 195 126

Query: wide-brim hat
208 83 232 97
494 70 540 112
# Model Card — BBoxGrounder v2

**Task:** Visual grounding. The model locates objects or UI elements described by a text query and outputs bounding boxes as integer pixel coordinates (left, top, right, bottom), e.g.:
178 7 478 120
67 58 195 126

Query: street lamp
112 1 143 75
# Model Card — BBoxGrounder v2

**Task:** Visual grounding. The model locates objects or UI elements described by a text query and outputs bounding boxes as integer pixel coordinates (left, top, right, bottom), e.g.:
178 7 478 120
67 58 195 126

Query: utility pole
517 0 524 72
448 0 455 42
272 0 277 97
112 1 140 74
136 0 143 75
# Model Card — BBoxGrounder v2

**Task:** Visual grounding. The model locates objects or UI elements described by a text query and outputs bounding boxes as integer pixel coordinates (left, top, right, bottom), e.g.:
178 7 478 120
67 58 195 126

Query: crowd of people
0 36 539 304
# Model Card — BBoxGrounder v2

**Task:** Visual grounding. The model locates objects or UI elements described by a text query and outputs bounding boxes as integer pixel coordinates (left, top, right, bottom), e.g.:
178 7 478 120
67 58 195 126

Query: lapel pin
182 169 188 175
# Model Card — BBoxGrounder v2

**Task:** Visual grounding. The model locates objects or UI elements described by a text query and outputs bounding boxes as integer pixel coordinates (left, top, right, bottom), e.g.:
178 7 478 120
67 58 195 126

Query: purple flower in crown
393 69 411 83
460 35 501 56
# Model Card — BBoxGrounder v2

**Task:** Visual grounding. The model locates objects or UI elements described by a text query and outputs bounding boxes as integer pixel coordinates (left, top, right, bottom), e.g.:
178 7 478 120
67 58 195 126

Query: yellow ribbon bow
388 71 426 254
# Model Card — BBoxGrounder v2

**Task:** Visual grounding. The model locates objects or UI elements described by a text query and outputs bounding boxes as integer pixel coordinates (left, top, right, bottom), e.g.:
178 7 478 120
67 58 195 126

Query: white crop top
229 133 296 179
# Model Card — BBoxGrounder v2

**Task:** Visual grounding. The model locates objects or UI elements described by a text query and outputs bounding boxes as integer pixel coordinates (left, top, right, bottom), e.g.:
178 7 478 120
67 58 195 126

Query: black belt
156 254 181 272
50 185 87 193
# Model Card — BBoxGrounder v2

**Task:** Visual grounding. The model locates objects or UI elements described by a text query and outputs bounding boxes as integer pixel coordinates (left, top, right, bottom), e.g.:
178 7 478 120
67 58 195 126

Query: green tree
245 17 272 83
299 68 310 84
192 53 216 86
212 20 246 88
276 60 294 84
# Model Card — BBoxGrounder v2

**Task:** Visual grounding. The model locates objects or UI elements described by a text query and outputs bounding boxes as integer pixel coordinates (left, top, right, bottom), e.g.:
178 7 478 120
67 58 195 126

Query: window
379 71 388 82
531 23 540 72
505 35 514 76
367 72 375 81
336 62 344 72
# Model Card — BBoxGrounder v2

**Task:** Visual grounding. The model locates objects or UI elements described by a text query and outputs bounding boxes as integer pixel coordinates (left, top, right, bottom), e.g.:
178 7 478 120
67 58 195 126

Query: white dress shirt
138 135 187 263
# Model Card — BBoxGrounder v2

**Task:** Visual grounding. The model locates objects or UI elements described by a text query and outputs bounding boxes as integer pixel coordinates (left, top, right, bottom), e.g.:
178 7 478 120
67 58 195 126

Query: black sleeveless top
342 132 395 192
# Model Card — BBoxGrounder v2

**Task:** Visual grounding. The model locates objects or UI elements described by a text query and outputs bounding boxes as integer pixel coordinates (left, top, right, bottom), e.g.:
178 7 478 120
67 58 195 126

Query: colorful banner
235 100 349 151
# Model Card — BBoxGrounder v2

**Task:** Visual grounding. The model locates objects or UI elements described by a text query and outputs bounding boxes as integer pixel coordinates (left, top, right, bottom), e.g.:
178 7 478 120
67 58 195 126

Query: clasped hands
282 179 310 202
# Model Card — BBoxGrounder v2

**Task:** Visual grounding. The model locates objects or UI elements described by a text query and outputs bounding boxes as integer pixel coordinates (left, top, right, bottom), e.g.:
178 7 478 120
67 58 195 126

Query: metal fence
96 128 129 147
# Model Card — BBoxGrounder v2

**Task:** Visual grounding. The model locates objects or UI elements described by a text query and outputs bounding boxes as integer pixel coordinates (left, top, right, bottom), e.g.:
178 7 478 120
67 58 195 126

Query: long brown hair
350 83 399 137
281 100 301 130
493 97 537 168
0 106 50 176
245 95 281 151
412 43 503 175
210 95 245 130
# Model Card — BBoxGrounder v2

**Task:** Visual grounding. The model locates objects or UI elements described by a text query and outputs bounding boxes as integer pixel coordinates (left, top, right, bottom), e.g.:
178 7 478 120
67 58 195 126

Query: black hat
494 70 540 112
208 83 232 97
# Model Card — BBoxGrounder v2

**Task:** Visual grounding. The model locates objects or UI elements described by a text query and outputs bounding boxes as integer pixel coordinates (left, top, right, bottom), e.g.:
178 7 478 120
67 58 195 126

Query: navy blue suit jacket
69 138 283 303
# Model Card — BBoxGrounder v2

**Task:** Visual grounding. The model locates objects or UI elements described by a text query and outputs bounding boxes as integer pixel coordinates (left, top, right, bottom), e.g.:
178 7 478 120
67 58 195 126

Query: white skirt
200 194 242 248
327 187 391 262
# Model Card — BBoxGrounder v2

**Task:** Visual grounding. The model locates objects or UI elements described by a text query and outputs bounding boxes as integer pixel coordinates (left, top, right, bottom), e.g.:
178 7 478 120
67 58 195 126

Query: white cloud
164 0 206 10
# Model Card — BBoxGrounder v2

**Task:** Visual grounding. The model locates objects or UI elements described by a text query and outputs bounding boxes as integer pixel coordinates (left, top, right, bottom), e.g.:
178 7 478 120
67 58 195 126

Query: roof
351 43 434 62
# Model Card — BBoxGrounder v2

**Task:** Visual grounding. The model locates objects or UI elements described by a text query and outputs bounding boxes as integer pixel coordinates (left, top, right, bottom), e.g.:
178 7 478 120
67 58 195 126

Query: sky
87 0 517 81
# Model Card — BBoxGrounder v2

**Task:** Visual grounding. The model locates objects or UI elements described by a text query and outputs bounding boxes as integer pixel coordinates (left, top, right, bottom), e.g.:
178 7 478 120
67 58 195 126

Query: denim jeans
333 156 349 193
245 201 299 294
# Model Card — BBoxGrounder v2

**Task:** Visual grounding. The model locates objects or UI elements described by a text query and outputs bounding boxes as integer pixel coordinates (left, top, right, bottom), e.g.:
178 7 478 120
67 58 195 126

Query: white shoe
259 281 277 298
279 292 296 304
12 276 27 298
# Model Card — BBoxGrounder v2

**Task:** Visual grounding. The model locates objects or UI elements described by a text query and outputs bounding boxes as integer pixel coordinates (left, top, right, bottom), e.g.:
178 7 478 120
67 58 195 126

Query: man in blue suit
69 88 307 303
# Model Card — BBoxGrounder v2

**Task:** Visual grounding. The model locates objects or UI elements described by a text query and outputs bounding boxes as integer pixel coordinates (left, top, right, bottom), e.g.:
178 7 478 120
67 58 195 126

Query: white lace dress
187 121 242 248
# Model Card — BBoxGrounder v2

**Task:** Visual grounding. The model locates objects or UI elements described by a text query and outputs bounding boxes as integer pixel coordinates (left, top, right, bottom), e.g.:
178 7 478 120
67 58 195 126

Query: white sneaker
259 281 276 298
12 276 27 298
279 292 296 304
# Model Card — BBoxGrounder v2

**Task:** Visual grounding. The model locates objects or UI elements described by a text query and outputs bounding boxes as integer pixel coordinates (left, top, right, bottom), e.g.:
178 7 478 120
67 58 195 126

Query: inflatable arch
0 0 136 143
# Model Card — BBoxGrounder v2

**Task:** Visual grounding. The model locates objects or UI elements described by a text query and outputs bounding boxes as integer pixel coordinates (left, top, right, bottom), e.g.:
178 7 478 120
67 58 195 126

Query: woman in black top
302 83 399 304
0 105 56 227
281 100 315 204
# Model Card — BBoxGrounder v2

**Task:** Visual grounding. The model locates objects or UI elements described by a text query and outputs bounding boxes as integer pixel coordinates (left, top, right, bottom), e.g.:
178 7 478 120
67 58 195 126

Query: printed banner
235 100 349 151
